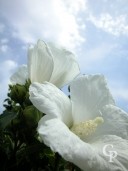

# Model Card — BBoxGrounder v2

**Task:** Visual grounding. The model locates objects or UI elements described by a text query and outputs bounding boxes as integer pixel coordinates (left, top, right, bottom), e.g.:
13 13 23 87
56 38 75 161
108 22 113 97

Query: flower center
70 117 104 140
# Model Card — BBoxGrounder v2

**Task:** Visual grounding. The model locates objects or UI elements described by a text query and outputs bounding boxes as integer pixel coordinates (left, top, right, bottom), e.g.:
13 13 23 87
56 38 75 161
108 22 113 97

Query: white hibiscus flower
11 40 80 87
29 75 128 171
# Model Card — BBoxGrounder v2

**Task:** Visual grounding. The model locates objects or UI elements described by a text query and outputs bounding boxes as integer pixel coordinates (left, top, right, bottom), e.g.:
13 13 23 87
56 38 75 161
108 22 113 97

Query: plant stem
54 153 60 171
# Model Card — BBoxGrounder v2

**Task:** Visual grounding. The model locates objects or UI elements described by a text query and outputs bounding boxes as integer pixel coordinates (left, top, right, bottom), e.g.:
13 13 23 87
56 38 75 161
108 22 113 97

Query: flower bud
23 105 42 128
10 84 27 104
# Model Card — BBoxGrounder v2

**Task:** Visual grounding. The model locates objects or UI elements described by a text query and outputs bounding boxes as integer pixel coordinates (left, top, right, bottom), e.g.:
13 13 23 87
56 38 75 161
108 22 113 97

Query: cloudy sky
0 0 128 113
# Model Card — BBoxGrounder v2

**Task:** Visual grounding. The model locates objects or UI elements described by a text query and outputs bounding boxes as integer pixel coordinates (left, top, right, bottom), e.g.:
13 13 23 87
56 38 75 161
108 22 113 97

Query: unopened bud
23 105 42 128
10 84 27 104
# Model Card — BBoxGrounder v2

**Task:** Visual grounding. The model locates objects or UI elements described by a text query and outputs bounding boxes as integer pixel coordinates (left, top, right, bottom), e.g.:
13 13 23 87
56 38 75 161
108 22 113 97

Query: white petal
91 105 128 140
28 40 53 83
48 43 80 88
70 75 115 124
29 82 72 126
10 65 28 85
38 115 111 171
92 135 128 171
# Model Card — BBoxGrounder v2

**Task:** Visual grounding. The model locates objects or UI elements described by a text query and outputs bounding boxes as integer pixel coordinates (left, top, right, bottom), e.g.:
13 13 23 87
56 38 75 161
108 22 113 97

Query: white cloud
0 0 86 50
89 13 128 36
112 88 128 101
79 42 117 70
1 38 9 44
86 0 128 36
0 23 5 33
0 0 128 113
0 44 8 52
0 60 18 113
110 86 128 111
109 80 128 101
0 38 9 53
64 0 87 14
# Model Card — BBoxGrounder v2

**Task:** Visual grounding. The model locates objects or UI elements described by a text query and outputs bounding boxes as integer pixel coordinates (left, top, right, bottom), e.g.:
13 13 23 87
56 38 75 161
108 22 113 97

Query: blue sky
0 0 128 113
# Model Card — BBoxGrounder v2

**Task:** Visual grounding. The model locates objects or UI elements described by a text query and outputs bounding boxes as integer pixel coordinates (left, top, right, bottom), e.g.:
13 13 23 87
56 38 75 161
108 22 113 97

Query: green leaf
0 111 17 129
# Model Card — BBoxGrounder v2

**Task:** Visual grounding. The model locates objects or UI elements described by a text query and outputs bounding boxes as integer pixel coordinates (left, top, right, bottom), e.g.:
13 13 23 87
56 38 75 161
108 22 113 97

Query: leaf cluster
0 81 81 171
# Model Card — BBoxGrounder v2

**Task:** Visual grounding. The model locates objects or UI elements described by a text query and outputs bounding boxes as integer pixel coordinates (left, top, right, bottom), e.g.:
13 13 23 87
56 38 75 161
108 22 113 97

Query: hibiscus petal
10 65 28 85
91 105 128 140
48 43 80 88
28 40 53 83
70 75 115 123
38 115 112 171
91 135 128 171
29 82 72 126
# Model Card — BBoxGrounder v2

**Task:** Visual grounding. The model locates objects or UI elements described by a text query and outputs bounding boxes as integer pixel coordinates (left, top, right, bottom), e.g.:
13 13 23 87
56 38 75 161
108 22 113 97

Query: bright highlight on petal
29 82 72 127
48 42 80 87
70 75 115 123
28 40 53 83
10 40 80 88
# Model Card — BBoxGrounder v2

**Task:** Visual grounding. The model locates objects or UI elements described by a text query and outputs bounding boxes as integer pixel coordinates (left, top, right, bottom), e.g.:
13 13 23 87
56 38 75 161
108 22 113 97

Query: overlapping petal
70 75 115 124
29 74 128 171
92 105 128 139
10 65 28 85
48 42 80 87
38 115 110 171
10 40 80 88
91 135 128 171
38 115 128 171
28 40 53 83
29 82 72 127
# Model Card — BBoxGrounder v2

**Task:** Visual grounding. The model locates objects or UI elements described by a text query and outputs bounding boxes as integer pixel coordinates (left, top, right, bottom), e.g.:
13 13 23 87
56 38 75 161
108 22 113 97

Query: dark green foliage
0 81 81 171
